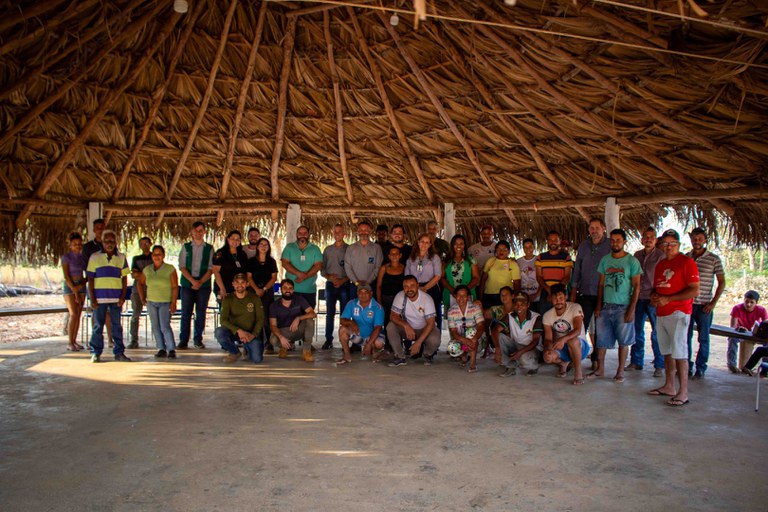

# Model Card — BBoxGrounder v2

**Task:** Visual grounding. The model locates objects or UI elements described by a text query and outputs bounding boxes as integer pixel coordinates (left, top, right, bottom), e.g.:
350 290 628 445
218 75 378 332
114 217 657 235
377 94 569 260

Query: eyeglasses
660 242 679 247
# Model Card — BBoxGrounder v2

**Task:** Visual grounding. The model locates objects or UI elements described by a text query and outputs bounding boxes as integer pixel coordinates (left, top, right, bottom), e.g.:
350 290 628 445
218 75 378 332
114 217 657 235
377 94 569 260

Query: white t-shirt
469 242 496 270
391 290 436 330
542 302 585 340
517 255 540 299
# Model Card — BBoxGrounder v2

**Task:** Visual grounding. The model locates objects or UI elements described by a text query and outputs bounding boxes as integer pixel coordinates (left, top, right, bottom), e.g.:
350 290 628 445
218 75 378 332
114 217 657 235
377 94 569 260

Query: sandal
572 378 585 386
467 366 477 373
741 367 754 376
335 358 351 366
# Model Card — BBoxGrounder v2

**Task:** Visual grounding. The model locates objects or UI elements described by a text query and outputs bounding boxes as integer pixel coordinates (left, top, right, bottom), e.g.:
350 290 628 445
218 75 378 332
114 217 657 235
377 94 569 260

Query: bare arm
704 273 726 314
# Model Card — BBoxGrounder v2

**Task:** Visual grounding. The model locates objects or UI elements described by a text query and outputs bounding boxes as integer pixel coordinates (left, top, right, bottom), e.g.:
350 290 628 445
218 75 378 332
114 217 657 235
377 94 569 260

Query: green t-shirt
221 292 264 336
142 263 176 303
281 242 323 294
597 253 641 305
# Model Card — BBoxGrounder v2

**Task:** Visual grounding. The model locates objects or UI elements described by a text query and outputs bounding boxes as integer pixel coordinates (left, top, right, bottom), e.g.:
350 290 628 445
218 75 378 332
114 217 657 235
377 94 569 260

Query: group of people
60 217 766 407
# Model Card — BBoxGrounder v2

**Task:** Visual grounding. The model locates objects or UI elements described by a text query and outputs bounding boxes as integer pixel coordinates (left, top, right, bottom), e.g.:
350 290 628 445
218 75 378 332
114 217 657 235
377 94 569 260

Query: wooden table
710 324 768 412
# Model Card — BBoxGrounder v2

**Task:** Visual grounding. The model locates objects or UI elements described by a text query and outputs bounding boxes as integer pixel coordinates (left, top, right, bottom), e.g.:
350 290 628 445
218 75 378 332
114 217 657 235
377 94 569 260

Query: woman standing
441 234 479 312
61 232 86 351
138 245 179 358
377 246 406 327
405 233 444 329
247 237 278 342
212 230 249 301
479 241 521 309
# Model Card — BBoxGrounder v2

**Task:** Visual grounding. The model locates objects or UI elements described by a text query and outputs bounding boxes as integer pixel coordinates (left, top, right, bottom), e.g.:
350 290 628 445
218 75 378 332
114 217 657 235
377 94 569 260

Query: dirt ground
1 311 767 511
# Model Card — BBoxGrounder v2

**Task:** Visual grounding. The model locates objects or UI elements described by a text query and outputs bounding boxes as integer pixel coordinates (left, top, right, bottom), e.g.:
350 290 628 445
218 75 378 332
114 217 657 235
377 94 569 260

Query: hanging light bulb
174 0 189 13
504 0 517 5
390 13 399 26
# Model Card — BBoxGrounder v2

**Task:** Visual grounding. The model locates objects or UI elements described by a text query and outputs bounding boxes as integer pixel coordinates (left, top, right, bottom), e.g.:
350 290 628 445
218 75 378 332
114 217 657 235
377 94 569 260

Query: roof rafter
324 10 354 205
270 16 298 203
0 0 69 33
156 0 239 229
216 0 269 227
14 9 182 230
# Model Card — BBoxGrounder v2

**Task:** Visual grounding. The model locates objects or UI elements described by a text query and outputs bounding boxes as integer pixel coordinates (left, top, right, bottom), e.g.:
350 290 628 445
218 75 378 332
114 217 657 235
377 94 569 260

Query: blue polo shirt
341 298 384 339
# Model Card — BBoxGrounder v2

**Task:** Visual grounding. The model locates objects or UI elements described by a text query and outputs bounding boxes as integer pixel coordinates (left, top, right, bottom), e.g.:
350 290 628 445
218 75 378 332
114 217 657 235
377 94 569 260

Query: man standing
535 230 573 314
281 225 323 309
686 227 725 379
468 224 496 271
629 227 665 376
336 283 385 365
427 220 450 261
82 218 111 344
215 273 265 363
517 238 541 312
648 229 699 407
321 223 350 350
242 227 261 259
375 224 389 250
269 279 317 362
386 275 441 367
345 221 383 296
87 230 131 363
570 218 611 369
128 236 152 349
388 224 411 264
542 284 591 385
590 229 641 382
490 290 542 377
178 221 214 349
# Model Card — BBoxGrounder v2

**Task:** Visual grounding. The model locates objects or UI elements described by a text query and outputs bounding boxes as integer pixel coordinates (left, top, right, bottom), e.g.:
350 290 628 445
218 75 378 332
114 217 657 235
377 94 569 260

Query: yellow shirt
483 257 521 294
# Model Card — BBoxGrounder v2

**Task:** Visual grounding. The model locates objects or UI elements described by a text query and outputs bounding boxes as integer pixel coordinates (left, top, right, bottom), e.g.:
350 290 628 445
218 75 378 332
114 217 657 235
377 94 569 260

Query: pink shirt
730 303 767 330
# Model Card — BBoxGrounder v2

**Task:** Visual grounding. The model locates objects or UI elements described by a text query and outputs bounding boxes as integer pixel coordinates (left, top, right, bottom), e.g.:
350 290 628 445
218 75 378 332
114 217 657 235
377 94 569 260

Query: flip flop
647 388 674 396
613 375 625 383
666 398 690 407
586 372 603 379
335 359 351 366
467 366 477 373
572 378 585 386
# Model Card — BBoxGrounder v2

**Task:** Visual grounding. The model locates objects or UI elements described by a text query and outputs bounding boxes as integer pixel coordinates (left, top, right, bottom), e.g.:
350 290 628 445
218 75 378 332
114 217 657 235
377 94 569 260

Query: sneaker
114 353 132 362
692 370 704 380
194 342 205 349
167 350 177 359
321 341 333 350
91 354 101 363
127 342 139 349
264 345 276 354
223 352 241 363
302 351 315 363
500 367 516 377
727 365 740 374
388 358 407 367
154 349 167 358
423 355 433 366
525 369 538 376
653 367 663 378
177 342 189 350
278 347 288 359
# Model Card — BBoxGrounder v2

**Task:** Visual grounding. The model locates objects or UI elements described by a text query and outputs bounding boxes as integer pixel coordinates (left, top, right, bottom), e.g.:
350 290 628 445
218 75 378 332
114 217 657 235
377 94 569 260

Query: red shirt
653 253 699 316
730 303 768 329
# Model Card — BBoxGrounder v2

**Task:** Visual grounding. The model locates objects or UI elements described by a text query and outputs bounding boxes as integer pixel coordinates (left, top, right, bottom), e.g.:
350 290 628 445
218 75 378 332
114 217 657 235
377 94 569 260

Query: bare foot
586 371 603 379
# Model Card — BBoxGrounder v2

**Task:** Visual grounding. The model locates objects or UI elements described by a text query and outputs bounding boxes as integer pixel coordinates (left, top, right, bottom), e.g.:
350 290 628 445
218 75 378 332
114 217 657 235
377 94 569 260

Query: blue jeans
595 304 635 349
687 303 712 374
630 299 663 369
147 301 175 351
324 282 350 343
90 303 124 356
215 326 263 363
180 286 211 344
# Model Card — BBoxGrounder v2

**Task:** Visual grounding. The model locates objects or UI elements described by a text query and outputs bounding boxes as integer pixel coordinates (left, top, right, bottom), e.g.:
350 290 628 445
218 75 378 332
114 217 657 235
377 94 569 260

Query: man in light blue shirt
336 283 385 365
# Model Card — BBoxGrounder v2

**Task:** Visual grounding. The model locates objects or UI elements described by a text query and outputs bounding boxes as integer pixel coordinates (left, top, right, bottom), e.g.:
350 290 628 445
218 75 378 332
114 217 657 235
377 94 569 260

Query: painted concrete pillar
286 203 301 244
87 202 103 241
444 203 455 241
605 197 619 232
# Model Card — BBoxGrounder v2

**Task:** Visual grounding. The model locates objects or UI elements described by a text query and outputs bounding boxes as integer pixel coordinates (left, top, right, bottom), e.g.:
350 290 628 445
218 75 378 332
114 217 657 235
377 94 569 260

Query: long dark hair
255 237 274 262
217 230 244 261
410 233 436 261
448 234 467 262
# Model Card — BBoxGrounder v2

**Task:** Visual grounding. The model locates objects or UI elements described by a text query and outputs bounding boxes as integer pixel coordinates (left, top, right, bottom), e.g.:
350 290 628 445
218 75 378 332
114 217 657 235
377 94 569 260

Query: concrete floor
0 331 766 512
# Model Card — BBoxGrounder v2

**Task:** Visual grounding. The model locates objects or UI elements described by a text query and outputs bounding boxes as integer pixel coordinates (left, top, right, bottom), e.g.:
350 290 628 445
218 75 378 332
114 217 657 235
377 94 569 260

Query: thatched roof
1 0 767 260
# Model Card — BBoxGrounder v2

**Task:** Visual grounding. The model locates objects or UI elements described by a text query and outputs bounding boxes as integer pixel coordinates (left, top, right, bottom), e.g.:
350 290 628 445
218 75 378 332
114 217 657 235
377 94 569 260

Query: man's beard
282 292 293 299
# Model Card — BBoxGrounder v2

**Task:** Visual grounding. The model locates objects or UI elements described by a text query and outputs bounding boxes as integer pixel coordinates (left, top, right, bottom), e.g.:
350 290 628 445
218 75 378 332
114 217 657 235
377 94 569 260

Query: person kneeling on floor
446 285 486 373
542 284 591 385
215 273 265 363
490 288 542 377
336 282 385 365
269 279 317 362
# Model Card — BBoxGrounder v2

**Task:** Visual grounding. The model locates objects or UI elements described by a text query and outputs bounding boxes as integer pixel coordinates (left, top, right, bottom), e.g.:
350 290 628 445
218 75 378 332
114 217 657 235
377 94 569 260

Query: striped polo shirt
535 251 573 287
87 251 130 303
686 250 724 305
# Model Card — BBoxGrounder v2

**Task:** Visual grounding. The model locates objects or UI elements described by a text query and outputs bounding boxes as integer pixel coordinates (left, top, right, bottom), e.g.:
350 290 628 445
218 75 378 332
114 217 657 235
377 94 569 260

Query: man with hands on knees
386 275 442 367
269 279 317 362
336 282 385 365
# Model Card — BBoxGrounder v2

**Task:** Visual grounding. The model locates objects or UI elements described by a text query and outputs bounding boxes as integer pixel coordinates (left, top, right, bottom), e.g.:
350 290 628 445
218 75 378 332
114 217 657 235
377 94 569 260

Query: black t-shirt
131 253 153 273
269 296 311 328
83 239 104 265
247 256 278 288
213 248 249 294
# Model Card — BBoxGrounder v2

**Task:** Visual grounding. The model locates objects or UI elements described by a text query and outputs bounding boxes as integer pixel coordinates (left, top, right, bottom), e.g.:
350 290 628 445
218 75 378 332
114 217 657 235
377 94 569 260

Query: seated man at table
336 282 385 365
542 284 591 385
269 279 317 362
727 290 767 373
215 273 265 363
386 274 441 367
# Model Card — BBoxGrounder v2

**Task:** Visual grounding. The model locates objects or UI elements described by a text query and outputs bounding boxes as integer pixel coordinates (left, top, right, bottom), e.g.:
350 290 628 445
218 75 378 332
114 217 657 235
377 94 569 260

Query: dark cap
690 227 707 238
661 229 680 241
233 272 248 281
512 292 530 303
357 282 373 292
745 290 760 301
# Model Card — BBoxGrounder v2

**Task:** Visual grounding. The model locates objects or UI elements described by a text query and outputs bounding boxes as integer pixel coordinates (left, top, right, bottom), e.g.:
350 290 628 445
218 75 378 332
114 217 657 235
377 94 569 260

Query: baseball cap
357 282 373 292
512 292 529 303
661 229 680 241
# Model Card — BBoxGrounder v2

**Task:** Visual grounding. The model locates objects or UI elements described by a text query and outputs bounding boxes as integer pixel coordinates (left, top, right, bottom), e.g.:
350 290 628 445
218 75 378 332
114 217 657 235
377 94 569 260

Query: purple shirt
61 252 87 279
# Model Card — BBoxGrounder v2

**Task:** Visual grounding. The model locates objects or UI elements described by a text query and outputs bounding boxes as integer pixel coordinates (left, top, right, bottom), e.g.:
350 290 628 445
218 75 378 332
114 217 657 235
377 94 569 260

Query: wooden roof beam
269 16 298 203
324 10 354 205
346 7 435 204
462 5 736 216
0 2 167 149
436 24 591 224
216 0 269 227
0 0 69 33
14 10 181 230
105 0 205 226
156 0 239 228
